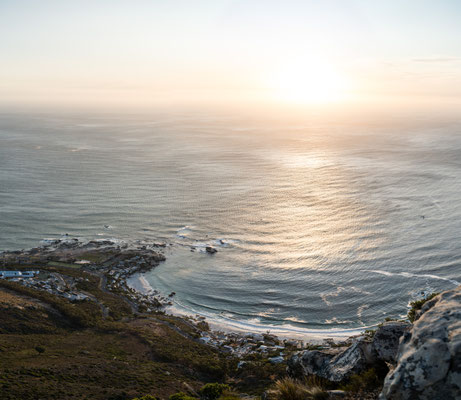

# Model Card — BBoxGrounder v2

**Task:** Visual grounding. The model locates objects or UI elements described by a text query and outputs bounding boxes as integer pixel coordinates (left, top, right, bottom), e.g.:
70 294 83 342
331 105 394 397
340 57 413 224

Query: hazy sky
1 0 461 110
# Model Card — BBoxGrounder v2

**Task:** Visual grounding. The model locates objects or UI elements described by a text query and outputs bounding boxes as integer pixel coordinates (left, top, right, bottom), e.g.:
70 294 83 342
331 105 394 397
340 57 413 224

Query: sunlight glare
268 61 350 105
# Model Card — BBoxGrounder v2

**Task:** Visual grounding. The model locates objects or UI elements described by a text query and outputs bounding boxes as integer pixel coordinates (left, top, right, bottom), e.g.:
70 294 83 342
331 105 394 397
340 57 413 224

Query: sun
267 61 349 105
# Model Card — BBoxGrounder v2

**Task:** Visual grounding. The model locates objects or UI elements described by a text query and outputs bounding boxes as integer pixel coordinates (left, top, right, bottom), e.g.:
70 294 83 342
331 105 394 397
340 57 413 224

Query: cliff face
380 286 461 400
287 286 461 399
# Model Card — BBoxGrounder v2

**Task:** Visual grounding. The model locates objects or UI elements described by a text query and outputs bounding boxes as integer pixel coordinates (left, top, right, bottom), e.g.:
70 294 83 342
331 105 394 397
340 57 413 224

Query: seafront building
0 270 39 279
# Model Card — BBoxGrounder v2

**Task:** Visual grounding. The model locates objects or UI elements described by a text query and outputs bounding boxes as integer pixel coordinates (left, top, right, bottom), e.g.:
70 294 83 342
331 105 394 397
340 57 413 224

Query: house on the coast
0 270 39 279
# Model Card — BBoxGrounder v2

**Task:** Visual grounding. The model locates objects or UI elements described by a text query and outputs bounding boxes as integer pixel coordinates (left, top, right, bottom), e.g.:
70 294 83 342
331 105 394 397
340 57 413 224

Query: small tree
35 345 46 355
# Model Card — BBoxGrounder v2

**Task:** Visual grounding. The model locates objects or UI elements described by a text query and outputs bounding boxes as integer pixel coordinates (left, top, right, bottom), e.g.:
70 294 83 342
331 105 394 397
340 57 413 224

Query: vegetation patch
267 378 329 400
408 293 439 323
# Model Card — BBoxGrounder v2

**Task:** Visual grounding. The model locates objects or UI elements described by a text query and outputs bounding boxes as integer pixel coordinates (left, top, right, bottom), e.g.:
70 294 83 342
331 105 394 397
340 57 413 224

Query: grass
0 271 257 400
0 277 393 400
234 352 287 394
0 284 233 400
75 250 118 264
0 279 102 329
0 259 336 400
267 378 329 400
47 261 82 269
1 263 134 321
0 289 70 334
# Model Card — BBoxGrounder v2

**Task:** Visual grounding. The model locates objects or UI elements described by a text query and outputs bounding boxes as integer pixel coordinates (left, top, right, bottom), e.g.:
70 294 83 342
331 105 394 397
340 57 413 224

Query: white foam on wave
324 317 354 325
126 275 371 341
366 270 460 286
176 226 194 239
167 301 372 341
321 286 372 306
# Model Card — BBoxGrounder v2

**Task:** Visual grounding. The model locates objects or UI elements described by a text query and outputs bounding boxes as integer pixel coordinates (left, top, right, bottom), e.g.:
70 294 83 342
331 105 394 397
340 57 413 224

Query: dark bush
199 383 230 400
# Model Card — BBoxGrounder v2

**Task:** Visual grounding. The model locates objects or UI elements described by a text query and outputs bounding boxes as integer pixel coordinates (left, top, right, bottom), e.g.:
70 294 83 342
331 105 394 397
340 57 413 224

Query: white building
0 270 39 279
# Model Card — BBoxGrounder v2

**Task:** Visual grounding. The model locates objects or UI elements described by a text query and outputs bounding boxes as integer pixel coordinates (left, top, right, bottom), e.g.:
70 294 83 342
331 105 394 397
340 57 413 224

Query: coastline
127 272 372 342
0 236 372 348
1 236 457 399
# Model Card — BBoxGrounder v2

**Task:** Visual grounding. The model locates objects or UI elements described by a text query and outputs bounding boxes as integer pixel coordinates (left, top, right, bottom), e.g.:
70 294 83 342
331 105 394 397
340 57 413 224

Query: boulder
287 322 410 382
269 356 284 364
287 342 373 382
206 246 217 254
380 287 461 400
327 339 377 382
372 321 411 365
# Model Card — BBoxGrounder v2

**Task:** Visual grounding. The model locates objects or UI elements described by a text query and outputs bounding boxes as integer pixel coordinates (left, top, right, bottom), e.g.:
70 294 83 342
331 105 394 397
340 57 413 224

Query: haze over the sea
1 0 461 112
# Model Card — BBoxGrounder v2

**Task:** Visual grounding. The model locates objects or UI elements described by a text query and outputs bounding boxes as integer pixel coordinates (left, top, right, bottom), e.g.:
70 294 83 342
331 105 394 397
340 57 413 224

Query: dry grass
267 378 329 400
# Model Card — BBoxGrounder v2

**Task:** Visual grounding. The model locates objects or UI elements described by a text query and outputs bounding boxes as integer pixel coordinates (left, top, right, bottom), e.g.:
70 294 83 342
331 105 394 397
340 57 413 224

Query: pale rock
380 287 461 399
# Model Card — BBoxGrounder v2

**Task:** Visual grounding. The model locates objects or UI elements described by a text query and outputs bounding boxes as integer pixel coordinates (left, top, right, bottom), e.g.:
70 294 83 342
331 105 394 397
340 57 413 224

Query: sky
1 0 461 112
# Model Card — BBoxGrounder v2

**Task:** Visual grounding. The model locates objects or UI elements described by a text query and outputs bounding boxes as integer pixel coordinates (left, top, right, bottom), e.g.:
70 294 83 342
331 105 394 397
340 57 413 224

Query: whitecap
321 286 372 306
175 225 194 239
324 317 354 325
285 316 308 324
366 270 460 286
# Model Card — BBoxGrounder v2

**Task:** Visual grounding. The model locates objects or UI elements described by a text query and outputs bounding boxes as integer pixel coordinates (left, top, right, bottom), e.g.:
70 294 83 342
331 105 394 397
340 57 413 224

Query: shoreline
0 236 375 355
0 236 382 346
127 272 371 342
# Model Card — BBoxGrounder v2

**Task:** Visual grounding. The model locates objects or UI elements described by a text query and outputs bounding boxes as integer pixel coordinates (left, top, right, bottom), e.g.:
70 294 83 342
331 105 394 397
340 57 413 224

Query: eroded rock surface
380 286 461 400
287 321 410 382
372 321 410 365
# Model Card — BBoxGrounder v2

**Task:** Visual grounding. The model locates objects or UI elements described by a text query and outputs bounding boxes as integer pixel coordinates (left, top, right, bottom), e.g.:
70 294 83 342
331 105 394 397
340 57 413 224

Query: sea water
1 110 460 333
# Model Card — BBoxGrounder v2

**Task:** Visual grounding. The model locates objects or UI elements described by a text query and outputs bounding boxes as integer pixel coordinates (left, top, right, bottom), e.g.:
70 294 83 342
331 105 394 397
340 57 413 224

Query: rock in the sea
372 321 411 365
380 287 461 400
206 246 217 254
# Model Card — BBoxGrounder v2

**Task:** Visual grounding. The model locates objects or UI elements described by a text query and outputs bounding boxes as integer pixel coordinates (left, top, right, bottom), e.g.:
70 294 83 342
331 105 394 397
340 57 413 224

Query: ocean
1 109 460 336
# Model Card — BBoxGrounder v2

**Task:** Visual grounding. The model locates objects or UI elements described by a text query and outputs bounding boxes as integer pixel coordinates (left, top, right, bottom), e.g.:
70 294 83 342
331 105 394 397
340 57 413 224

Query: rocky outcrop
380 287 461 400
288 339 375 382
372 321 410 365
288 321 410 382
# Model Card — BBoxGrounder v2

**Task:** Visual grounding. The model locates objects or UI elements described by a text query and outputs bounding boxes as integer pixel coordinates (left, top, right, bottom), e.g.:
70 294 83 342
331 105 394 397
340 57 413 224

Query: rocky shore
1 237 170 308
0 238 363 357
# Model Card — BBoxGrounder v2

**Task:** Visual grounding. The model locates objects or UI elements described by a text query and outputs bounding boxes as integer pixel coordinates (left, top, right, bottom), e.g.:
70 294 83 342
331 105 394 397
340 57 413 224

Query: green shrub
199 383 230 400
169 392 197 400
408 293 438 322
340 368 382 393
217 392 241 400
132 396 160 400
